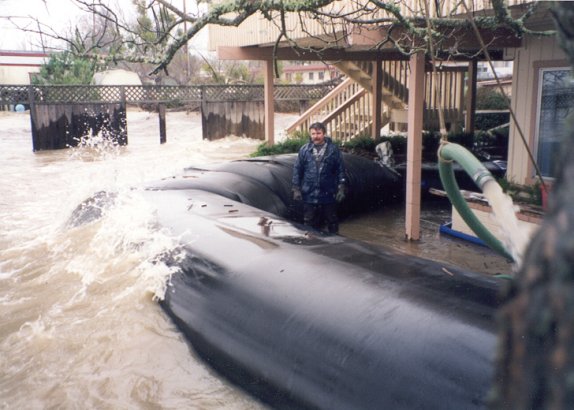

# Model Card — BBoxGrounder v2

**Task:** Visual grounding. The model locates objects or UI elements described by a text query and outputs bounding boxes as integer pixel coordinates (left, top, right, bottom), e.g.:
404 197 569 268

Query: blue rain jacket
292 137 346 204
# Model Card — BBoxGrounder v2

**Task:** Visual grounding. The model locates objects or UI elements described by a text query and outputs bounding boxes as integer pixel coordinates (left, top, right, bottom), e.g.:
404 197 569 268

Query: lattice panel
35 86 122 103
0 85 33 104
0 81 337 105
125 85 204 103
274 82 338 100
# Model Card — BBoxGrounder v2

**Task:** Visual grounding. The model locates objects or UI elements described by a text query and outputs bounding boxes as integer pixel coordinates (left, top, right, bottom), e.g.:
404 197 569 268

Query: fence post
465 59 477 133
263 60 275 144
200 85 208 140
159 103 167 144
28 85 39 151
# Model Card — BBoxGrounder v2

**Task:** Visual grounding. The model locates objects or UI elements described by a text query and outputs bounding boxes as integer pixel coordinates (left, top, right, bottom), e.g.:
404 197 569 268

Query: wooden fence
0 82 339 107
0 81 339 150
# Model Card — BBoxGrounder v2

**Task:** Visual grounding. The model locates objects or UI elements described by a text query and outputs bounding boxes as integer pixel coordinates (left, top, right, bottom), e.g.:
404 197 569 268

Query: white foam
482 179 530 268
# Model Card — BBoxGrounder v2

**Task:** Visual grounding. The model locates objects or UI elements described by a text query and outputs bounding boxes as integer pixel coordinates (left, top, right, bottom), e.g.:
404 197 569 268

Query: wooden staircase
286 60 467 142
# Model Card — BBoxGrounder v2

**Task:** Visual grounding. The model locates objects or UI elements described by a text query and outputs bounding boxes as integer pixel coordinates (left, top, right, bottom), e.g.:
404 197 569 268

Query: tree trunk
492 3 574 408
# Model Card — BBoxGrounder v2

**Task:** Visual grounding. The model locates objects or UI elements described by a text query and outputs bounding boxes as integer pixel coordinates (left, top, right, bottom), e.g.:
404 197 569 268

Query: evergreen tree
32 51 103 85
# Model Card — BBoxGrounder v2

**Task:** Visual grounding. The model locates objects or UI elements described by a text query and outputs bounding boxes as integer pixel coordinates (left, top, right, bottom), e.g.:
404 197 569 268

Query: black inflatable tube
153 189 499 409
146 154 404 221
394 160 506 194
140 154 503 409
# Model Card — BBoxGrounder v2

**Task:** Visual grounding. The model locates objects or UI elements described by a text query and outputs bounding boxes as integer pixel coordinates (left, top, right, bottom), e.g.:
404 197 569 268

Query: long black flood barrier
74 153 502 409
145 153 404 222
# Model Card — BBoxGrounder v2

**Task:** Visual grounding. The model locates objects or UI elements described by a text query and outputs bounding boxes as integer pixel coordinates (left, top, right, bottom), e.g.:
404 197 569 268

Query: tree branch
8 0 555 77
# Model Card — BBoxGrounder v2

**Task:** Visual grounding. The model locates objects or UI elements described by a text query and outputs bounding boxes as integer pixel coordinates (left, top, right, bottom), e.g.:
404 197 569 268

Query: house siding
507 35 568 185
0 66 41 84
0 51 49 84
281 64 337 84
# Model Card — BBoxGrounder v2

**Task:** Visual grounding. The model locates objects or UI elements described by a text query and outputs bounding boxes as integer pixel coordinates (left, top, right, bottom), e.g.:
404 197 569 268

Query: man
292 122 347 234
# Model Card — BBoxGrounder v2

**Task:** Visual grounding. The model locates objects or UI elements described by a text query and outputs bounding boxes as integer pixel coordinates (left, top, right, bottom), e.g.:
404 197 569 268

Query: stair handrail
324 88 373 142
321 88 368 125
285 77 362 134
285 61 468 139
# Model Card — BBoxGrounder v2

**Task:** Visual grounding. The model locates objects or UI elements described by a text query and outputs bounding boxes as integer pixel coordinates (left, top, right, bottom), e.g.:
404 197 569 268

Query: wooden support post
405 52 425 241
28 85 39 151
264 60 275 145
465 59 477 133
159 103 166 144
372 59 383 138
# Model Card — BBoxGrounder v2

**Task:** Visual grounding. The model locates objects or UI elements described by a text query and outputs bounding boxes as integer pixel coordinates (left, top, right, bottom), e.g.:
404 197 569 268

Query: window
308 72 314 81
535 68 574 178
318 71 324 80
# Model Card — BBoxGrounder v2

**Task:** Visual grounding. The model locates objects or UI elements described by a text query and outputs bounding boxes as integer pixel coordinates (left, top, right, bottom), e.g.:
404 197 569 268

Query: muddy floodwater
340 200 514 276
0 109 513 408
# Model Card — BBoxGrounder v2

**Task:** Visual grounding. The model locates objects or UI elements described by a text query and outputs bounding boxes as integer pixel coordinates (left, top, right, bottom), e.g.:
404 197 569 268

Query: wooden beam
465 59 478 133
264 60 274 145
217 46 409 61
405 52 425 241
218 44 506 62
372 60 382 139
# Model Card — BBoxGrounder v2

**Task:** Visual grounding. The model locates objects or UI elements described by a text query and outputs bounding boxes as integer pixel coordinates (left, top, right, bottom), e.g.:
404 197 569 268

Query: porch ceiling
217 24 520 62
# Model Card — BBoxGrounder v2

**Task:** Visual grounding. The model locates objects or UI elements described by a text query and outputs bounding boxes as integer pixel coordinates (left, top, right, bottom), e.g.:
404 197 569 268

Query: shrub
250 131 309 157
342 134 377 152
250 128 507 162
476 88 509 110
381 135 408 156
497 178 543 206
475 112 510 130
446 131 475 149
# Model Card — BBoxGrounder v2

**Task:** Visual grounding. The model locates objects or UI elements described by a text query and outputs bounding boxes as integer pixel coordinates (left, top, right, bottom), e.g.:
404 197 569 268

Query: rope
422 0 448 141
438 139 453 163
460 0 547 191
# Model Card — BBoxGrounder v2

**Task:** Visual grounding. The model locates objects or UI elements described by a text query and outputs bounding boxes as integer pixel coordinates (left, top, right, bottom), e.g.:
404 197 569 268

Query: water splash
0 111 264 409
482 179 530 268
68 132 123 161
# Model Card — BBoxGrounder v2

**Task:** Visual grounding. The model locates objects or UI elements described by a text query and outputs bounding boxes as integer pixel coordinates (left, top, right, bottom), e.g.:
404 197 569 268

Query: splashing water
68 132 123 161
0 110 267 409
482 179 531 268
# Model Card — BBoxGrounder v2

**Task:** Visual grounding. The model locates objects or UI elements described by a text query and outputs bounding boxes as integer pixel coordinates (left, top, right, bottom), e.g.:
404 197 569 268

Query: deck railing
286 78 372 141
286 61 467 141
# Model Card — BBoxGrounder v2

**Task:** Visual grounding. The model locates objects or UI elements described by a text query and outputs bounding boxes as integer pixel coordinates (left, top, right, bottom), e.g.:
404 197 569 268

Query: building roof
0 50 50 67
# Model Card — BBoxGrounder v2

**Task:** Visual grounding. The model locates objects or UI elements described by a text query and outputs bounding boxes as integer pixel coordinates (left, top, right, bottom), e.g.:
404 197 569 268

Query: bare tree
4 0 555 76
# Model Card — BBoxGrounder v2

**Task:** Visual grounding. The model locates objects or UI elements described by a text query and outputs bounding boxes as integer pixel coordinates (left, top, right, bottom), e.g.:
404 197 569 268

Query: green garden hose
438 142 514 261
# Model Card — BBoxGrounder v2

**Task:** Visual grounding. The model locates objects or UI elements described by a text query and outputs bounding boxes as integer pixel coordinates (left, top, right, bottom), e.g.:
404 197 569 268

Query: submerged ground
340 200 513 276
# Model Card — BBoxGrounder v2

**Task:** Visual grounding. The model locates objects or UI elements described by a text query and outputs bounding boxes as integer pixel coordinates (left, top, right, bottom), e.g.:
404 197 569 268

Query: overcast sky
0 0 209 52
0 0 83 49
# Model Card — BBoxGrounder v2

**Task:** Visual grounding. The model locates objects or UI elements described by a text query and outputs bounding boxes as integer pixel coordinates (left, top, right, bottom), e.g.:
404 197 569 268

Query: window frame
533 66 573 180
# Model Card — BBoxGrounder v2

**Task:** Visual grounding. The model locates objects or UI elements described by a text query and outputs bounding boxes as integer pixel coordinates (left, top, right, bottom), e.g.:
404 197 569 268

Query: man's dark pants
303 202 338 234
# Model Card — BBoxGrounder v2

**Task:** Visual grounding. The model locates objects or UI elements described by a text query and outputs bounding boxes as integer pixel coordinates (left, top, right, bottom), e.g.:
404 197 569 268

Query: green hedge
475 112 510 130
251 129 508 161
250 131 309 157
